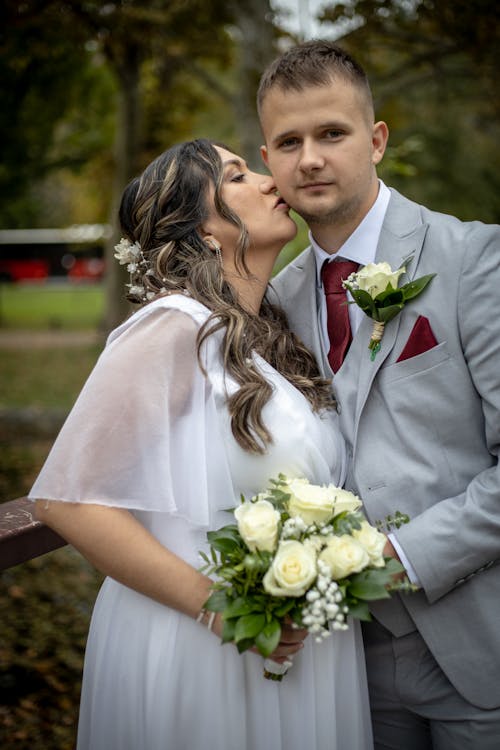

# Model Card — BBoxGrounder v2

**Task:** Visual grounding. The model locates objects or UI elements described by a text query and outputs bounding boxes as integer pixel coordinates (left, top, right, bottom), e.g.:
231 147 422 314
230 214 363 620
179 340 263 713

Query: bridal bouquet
200 475 411 680
342 258 435 360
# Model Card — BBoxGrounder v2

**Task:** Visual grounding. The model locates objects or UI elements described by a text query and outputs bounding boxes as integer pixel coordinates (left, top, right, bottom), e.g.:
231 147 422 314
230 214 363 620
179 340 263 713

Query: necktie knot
322 260 359 294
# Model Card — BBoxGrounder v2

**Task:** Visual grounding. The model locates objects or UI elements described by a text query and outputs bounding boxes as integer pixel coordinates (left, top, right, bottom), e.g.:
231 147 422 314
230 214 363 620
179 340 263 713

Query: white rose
355 262 406 299
330 488 362 517
263 540 318 597
319 535 370 580
352 521 386 567
234 500 280 553
286 478 336 525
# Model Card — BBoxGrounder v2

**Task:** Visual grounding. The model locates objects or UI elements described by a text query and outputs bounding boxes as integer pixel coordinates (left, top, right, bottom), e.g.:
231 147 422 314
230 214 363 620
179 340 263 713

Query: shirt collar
311 180 391 286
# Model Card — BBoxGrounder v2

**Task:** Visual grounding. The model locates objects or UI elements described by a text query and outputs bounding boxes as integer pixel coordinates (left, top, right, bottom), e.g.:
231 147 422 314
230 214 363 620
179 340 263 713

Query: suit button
336 404 342 414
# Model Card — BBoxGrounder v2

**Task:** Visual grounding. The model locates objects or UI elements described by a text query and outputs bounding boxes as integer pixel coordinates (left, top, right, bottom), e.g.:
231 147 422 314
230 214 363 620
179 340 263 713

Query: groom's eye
325 129 344 139
278 137 300 150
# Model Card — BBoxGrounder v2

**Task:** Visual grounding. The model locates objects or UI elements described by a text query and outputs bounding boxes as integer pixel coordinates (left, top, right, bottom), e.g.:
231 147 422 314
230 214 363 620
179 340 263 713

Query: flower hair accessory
114 237 158 302
342 257 435 360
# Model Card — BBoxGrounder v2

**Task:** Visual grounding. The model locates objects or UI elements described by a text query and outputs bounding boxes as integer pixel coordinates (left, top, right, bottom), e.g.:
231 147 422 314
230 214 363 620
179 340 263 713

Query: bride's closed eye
230 172 246 183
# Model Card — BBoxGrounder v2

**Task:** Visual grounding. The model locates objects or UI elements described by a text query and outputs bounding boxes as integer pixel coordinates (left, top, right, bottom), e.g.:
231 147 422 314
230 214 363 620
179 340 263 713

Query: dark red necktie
322 260 359 373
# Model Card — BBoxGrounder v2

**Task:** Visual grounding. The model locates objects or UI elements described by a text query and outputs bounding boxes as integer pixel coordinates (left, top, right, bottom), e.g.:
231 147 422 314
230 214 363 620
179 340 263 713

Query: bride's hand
254 618 308 664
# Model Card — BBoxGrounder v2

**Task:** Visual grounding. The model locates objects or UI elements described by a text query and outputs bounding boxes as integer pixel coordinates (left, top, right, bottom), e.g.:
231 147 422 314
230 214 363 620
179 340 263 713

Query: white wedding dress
29 295 373 750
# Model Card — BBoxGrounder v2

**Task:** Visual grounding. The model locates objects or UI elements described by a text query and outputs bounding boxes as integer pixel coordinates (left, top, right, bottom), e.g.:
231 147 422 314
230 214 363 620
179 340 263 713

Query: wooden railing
0 497 66 570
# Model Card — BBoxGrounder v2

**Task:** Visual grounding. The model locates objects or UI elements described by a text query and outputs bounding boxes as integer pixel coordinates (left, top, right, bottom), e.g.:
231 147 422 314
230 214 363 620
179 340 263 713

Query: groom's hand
383 536 406 583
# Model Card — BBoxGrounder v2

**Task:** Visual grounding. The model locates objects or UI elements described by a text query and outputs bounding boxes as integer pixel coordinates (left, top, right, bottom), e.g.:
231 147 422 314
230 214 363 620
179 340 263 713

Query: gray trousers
362 620 500 750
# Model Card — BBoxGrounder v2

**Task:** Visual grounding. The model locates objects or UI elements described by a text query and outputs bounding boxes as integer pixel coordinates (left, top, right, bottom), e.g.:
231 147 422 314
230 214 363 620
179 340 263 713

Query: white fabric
29 294 373 750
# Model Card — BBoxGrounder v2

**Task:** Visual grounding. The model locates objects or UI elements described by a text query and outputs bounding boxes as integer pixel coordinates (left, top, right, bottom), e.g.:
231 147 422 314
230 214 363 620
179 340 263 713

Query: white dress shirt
310 180 419 584
311 180 391 348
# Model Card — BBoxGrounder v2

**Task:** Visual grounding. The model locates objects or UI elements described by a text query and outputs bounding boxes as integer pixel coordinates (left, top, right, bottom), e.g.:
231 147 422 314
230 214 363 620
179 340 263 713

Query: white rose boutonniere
343 257 435 359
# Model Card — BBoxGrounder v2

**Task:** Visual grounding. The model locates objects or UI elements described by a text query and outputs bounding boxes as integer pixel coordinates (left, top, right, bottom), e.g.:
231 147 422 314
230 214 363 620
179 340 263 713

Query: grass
0 345 102 410
0 283 105 330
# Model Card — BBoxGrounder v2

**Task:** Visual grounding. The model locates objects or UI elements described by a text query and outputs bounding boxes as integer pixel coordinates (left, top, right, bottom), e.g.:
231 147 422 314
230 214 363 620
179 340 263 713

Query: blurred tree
320 0 500 222
227 0 282 168
0 1 111 227
1 0 287 329
45 0 236 329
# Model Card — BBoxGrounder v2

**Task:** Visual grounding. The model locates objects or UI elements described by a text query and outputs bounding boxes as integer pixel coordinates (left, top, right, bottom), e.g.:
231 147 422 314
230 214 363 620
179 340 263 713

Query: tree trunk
103 46 143 333
231 0 279 169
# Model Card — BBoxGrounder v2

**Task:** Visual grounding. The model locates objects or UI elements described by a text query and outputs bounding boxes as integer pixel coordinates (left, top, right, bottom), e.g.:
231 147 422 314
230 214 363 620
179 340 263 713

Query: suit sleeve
394 223 500 603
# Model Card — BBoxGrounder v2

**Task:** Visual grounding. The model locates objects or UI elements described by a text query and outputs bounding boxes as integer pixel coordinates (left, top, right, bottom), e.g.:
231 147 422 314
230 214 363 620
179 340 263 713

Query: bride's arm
35 499 306 660
35 500 214 622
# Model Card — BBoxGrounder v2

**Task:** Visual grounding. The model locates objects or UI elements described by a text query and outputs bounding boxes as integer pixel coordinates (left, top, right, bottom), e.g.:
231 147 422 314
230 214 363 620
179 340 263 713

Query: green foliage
346 273 435 324
0 284 105 330
0 345 101 411
0 0 239 229
320 0 500 223
0 2 116 227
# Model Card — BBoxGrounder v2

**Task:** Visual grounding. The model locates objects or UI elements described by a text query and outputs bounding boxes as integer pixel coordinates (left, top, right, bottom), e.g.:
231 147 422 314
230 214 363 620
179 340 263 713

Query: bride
29 139 373 749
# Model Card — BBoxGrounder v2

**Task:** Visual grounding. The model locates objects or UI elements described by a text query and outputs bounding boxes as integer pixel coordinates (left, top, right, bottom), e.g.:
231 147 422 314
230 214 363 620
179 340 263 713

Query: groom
258 40 500 748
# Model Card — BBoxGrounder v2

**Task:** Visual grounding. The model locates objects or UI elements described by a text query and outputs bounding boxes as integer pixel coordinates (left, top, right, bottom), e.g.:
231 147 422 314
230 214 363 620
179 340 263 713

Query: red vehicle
0 226 109 283
0 258 50 282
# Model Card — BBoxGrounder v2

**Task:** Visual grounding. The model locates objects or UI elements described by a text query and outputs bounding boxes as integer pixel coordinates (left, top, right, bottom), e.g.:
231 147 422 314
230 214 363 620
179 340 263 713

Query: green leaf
348 288 377 316
208 537 242 555
234 613 267 643
236 638 255 654
254 618 282 658
400 273 436 301
376 303 405 323
204 590 230 612
383 557 405 575
221 617 236 644
348 569 392 601
345 600 372 621
207 524 240 544
272 599 296 618
223 596 260 618
373 287 403 305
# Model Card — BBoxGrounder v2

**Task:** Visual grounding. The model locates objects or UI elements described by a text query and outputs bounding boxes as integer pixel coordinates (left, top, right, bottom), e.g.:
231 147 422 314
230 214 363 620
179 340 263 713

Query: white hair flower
114 238 142 265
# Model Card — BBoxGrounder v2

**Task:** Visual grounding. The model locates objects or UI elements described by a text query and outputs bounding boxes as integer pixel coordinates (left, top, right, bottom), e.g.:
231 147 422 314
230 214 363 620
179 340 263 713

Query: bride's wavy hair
118 138 334 453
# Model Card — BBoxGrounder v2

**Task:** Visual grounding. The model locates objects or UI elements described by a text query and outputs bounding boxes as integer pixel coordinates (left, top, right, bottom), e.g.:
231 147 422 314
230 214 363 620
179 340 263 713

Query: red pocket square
397 316 438 363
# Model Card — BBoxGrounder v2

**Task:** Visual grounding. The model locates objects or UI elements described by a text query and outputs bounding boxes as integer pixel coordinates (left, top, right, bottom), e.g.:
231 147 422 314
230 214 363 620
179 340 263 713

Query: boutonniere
342 258 435 360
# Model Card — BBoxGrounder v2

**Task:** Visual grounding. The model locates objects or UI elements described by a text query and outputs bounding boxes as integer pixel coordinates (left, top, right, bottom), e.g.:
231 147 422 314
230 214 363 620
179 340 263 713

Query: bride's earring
207 238 222 264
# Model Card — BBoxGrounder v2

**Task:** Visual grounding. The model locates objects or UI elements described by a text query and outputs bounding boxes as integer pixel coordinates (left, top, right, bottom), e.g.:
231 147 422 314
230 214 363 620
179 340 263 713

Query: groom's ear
260 145 269 167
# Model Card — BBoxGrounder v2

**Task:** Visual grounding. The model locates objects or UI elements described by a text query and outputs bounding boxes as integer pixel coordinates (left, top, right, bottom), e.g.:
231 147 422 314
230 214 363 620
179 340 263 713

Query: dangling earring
207 239 222 264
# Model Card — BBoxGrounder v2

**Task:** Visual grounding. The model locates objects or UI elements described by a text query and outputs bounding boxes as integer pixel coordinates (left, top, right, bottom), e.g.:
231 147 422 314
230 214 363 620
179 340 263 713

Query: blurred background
1 1 498 747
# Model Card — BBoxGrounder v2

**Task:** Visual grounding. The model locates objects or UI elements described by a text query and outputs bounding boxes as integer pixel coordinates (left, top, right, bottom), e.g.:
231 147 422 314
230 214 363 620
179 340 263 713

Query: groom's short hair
257 39 374 119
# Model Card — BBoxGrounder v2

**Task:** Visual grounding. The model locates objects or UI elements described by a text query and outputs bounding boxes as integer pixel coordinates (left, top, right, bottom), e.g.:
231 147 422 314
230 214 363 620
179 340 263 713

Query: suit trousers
362 619 500 750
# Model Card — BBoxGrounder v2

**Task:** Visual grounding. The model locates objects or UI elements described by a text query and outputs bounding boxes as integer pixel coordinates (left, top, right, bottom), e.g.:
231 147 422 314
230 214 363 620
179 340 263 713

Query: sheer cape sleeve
28 296 235 527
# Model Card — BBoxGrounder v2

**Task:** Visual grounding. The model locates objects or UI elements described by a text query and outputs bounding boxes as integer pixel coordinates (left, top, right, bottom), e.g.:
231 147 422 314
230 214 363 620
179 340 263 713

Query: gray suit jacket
271 188 500 709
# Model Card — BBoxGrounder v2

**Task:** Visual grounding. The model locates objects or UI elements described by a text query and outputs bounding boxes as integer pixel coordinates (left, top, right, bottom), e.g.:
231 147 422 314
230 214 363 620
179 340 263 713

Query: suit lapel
343 190 429 447
275 248 331 377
